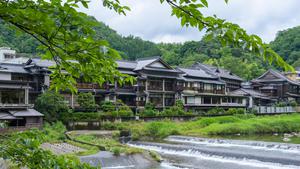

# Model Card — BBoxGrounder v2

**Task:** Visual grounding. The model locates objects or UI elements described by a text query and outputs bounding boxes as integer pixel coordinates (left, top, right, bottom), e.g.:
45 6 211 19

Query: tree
77 92 98 111
270 26 300 65
34 91 70 122
0 0 293 94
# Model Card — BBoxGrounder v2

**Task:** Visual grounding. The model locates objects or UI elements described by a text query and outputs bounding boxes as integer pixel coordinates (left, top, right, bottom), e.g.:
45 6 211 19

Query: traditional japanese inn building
0 47 299 118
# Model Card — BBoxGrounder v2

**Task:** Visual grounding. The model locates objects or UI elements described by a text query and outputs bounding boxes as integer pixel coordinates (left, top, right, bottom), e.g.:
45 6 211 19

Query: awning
10 109 44 117
0 112 20 120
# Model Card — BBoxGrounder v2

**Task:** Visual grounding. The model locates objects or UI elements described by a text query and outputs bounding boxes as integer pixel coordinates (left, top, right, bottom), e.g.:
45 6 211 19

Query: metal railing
254 106 299 114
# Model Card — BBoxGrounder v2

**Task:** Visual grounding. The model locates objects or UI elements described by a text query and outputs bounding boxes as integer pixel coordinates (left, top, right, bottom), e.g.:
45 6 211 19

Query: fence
254 106 299 114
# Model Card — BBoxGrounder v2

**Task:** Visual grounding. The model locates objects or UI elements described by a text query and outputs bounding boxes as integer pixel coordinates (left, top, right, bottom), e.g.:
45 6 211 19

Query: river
128 135 300 169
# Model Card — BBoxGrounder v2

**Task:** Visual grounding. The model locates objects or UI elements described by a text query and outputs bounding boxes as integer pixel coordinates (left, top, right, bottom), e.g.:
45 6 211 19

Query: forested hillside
1 18 299 80
270 26 300 68
0 18 161 59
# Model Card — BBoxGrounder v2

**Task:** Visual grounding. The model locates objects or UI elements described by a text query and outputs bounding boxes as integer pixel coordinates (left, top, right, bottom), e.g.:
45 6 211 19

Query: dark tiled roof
178 67 218 79
26 58 55 67
10 109 44 117
254 69 300 85
192 62 244 81
116 60 137 69
0 112 18 120
0 63 28 74
230 88 271 99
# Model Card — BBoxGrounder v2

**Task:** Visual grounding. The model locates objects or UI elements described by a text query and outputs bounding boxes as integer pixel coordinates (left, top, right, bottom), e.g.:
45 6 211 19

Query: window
203 97 211 104
165 94 175 106
186 97 195 104
204 84 212 91
4 53 15 59
148 79 163 90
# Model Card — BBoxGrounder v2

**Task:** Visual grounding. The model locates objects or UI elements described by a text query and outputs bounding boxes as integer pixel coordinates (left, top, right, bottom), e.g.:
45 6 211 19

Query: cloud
79 0 300 43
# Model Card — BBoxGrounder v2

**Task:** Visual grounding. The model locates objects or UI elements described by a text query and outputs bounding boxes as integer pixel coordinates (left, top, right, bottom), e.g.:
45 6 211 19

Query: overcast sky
79 0 300 43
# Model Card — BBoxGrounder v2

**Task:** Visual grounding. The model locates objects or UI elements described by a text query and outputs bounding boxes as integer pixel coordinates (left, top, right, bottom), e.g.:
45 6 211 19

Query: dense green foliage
139 100 193 117
101 113 300 140
0 0 134 93
0 18 161 60
0 126 96 169
34 91 70 122
270 26 300 68
77 92 98 111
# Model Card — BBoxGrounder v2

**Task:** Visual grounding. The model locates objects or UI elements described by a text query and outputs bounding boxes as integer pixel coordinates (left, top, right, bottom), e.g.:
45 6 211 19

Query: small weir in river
128 136 300 169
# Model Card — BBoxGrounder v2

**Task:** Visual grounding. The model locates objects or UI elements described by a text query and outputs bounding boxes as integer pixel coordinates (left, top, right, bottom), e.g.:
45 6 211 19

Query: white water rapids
128 136 300 169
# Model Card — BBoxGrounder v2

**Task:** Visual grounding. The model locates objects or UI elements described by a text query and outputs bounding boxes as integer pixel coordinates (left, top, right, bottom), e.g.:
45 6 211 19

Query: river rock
282 137 291 142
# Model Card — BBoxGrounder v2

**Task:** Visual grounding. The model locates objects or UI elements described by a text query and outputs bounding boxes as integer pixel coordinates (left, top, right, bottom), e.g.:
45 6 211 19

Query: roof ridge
135 56 160 61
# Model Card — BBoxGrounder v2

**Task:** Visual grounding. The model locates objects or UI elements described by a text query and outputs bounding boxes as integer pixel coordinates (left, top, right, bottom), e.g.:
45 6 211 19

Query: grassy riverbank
101 113 300 141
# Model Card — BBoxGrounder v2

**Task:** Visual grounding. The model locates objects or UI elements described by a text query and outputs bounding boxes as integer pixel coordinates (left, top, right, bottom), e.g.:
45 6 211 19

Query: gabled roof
134 56 174 71
25 58 55 68
253 69 300 85
230 88 272 100
116 60 137 69
177 67 218 79
192 62 243 81
0 63 29 74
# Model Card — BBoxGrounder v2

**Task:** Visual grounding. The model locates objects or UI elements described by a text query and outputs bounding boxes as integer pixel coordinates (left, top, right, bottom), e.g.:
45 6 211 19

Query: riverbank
100 113 300 143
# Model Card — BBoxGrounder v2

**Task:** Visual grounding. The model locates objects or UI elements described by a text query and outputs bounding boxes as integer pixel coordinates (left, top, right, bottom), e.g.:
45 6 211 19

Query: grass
100 113 300 141
72 134 143 155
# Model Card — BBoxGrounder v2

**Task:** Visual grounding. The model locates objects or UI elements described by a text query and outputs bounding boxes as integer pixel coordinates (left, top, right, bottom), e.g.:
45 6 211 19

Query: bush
101 101 116 112
43 122 67 142
115 100 134 117
206 107 225 115
289 100 298 107
101 100 133 117
145 121 179 139
139 102 158 117
112 147 121 156
226 108 245 115
35 91 71 122
66 112 102 121
77 92 98 111
160 100 186 116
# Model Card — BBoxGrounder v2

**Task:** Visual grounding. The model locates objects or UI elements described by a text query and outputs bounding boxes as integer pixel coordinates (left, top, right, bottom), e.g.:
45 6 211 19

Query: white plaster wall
0 72 11 80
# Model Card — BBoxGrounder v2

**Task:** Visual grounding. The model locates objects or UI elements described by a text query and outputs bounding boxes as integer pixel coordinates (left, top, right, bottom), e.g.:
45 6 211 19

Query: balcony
0 103 34 109
77 83 107 90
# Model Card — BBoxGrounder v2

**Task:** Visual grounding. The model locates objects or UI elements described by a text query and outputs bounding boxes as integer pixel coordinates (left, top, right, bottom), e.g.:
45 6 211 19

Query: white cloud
79 0 300 43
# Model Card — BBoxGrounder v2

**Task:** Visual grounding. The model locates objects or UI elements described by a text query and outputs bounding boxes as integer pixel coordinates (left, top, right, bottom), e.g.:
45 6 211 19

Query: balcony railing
0 103 33 108
77 83 107 89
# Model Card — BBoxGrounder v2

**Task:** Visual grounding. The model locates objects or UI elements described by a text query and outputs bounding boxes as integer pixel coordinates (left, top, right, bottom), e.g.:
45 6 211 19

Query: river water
128 136 300 169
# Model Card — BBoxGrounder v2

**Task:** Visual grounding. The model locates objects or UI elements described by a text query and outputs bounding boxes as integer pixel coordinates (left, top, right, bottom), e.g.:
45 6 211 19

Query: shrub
206 107 225 115
226 108 245 115
160 100 186 116
112 147 121 156
145 121 179 139
101 101 116 112
35 91 71 122
101 100 133 117
66 112 102 121
115 100 134 117
42 122 67 142
139 102 158 117
77 92 98 111
289 100 298 107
